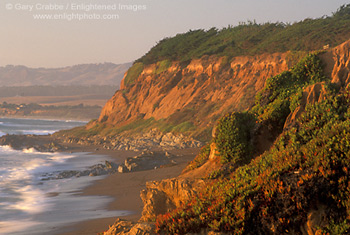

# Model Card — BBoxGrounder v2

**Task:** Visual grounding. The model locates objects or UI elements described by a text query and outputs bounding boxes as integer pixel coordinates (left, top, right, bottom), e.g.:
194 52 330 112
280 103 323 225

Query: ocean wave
8 185 49 213
0 219 41 234
0 145 18 153
22 130 58 135
0 118 115 234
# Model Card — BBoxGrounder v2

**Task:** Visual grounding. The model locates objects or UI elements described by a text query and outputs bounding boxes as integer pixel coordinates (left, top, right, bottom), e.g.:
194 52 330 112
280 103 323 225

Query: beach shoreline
57 146 199 235
0 134 199 235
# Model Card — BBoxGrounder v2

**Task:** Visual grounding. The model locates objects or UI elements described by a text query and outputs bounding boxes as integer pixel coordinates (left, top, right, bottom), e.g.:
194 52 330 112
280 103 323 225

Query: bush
214 112 256 164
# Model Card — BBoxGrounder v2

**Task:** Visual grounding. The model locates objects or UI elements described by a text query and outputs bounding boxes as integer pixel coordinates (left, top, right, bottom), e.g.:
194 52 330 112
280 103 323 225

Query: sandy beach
55 146 200 235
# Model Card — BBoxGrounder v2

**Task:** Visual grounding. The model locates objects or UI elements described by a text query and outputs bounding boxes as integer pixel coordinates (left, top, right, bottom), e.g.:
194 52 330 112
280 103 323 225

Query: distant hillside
0 62 131 87
0 86 118 98
0 62 131 109
0 102 101 121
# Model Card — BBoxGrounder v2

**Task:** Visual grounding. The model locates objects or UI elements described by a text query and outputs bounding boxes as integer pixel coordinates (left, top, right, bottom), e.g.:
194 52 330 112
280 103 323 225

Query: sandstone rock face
321 40 350 87
208 142 218 160
93 53 290 133
102 219 154 235
140 178 206 222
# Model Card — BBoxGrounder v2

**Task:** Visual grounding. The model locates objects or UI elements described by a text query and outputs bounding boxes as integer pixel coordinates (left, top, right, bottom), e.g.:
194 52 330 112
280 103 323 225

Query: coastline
57 147 199 235
0 130 199 235
0 133 200 235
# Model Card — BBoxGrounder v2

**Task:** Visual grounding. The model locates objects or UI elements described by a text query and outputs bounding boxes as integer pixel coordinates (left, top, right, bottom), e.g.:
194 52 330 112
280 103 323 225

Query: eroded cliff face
96 41 350 136
140 178 206 222
284 40 350 129
92 53 290 137
321 40 350 87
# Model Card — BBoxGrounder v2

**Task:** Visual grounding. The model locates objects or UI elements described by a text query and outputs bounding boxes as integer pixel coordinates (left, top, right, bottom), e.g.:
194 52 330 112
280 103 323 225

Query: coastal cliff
83 5 350 234
89 53 290 140
101 39 350 234
68 5 350 143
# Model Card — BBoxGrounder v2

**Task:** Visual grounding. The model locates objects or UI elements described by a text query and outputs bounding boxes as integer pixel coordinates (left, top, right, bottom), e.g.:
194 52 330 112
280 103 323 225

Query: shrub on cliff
214 112 255 164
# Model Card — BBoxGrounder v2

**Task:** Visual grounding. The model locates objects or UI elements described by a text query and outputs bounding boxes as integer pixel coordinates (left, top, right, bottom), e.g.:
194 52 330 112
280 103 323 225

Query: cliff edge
89 53 291 140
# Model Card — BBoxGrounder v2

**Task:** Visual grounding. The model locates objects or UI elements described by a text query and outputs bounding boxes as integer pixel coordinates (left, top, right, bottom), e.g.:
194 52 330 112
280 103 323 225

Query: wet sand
56 146 200 235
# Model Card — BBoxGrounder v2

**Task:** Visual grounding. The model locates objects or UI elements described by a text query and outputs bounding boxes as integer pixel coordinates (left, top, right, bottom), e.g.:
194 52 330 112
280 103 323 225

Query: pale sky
0 0 348 68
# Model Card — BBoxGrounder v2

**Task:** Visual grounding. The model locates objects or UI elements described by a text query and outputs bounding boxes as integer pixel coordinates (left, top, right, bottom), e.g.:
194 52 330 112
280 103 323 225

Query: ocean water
0 117 86 137
0 118 129 235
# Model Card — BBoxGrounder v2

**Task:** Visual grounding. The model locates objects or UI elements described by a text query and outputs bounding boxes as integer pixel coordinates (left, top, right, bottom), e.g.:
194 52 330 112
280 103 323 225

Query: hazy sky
0 0 348 68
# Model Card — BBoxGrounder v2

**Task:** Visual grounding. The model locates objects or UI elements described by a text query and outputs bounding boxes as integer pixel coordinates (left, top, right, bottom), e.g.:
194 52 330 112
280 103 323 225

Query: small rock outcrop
140 178 206 222
102 219 154 235
0 134 66 152
321 40 350 87
41 160 118 180
117 151 175 173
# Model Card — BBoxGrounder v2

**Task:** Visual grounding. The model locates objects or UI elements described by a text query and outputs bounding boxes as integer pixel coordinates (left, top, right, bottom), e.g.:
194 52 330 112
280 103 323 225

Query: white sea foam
0 147 71 215
0 118 125 235
22 130 58 135
9 186 49 213
0 145 16 153
0 220 41 234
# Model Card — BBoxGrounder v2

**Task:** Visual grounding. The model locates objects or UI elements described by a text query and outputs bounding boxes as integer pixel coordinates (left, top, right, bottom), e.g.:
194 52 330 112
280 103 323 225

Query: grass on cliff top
155 51 350 234
124 62 144 86
136 4 350 65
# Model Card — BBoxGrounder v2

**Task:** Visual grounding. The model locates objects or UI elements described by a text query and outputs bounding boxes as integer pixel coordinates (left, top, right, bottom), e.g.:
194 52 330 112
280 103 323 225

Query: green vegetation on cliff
214 112 255 164
253 52 328 130
155 50 350 234
124 63 144 86
137 4 350 65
